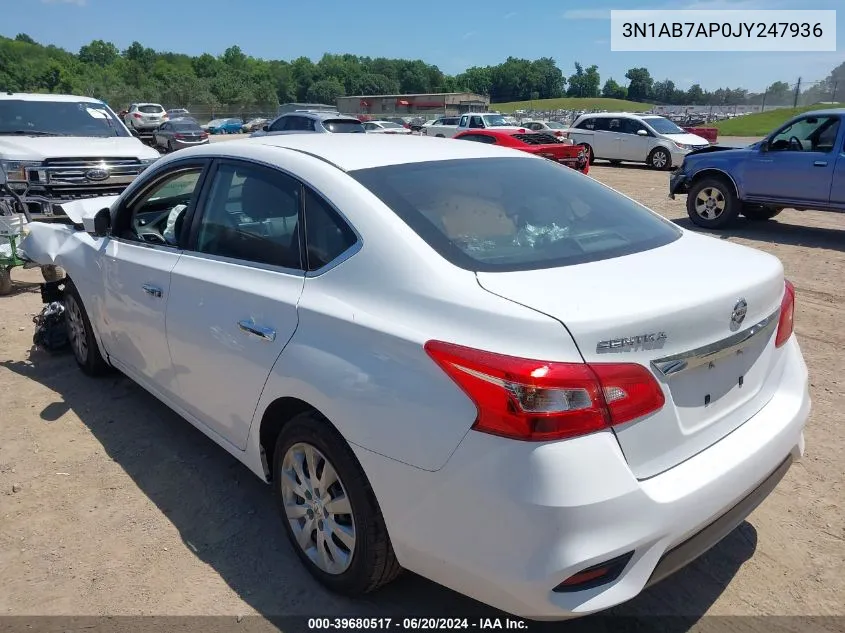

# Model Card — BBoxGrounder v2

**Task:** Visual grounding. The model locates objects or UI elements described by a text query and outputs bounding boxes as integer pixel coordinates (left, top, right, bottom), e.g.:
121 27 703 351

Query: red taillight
775 280 795 348
174 133 186 139
200 132 208 139
424 341 665 441
133 113 142 119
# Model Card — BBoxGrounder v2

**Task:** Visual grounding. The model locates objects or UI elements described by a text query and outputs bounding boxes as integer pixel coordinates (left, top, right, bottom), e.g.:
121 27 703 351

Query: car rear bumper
354 336 809 619
172 139 210 150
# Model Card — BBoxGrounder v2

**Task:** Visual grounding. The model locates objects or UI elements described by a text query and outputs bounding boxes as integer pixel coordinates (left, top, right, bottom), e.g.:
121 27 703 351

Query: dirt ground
0 158 843 627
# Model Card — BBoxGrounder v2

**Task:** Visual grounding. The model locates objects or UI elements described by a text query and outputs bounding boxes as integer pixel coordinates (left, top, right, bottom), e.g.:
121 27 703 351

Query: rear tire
273 412 401 596
63 279 110 376
686 176 741 229
741 205 782 221
0 266 11 296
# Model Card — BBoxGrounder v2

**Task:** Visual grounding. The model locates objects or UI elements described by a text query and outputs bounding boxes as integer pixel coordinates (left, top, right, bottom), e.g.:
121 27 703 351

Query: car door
165 159 306 449
742 114 840 204
100 160 209 394
619 118 653 161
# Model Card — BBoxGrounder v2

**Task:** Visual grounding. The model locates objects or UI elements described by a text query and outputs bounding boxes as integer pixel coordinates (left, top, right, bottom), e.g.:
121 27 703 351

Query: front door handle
142 284 162 298
238 319 276 342
814 160 828 167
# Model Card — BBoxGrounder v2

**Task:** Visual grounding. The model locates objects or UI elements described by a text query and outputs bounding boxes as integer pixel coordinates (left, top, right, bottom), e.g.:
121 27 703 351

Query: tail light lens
174 133 185 139
133 113 142 119
425 341 665 441
775 280 795 348
200 132 208 139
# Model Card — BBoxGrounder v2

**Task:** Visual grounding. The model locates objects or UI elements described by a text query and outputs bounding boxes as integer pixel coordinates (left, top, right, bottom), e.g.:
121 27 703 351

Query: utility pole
761 88 767 111
832 81 839 102
793 77 801 108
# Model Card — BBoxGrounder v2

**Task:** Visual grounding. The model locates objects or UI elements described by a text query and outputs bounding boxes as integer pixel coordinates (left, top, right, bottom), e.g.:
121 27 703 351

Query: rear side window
350 157 680 273
322 119 365 133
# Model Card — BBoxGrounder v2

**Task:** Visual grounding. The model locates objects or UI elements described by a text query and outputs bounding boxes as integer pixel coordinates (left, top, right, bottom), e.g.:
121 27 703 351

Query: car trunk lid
476 231 787 479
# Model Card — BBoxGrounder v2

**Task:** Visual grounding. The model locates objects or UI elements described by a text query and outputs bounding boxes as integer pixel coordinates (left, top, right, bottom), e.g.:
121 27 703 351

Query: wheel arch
688 168 741 198
63 274 112 367
258 396 340 482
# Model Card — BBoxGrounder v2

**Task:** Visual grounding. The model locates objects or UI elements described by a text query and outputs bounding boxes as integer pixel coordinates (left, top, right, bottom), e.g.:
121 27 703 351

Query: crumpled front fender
18 222 81 267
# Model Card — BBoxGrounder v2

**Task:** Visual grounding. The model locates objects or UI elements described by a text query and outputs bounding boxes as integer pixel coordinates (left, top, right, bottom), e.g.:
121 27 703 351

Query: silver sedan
153 119 210 152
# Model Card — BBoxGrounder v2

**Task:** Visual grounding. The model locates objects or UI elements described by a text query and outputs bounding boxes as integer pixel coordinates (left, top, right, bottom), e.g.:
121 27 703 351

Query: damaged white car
18 135 809 619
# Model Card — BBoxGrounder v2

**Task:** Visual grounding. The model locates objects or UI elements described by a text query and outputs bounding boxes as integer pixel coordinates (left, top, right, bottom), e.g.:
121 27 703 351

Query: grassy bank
495 97 652 113
713 104 845 136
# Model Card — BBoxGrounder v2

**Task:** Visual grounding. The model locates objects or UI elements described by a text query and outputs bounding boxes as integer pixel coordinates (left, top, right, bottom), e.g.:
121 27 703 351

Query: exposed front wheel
63 280 110 376
686 177 741 229
273 413 401 596
649 147 671 170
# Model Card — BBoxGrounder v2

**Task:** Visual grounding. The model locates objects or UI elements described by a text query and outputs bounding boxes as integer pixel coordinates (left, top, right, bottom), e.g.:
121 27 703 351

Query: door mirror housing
759 140 769 152
84 208 111 237
261 125 269 132
636 129 649 136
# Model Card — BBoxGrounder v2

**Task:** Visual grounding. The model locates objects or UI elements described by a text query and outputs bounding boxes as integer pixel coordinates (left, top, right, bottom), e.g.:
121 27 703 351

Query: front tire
63 279 110 376
686 177 741 229
0 266 11 295
273 413 401 596
741 205 782 221
648 147 671 170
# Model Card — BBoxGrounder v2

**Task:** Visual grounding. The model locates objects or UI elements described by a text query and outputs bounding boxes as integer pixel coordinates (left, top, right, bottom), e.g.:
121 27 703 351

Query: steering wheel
788 136 804 151
136 226 168 244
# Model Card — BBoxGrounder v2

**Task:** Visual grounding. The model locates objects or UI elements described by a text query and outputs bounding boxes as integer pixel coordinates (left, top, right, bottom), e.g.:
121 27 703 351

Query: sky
3 0 844 92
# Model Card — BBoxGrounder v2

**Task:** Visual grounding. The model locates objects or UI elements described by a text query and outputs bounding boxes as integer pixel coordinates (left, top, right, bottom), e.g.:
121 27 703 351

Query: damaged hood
55 196 119 224
0 136 160 161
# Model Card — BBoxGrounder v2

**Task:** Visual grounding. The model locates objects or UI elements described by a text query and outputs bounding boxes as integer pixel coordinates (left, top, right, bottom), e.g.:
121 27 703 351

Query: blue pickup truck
669 108 845 229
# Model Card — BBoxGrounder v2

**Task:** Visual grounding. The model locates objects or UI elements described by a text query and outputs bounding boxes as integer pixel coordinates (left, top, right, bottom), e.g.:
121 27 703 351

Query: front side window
269 116 289 132
118 168 203 246
769 115 841 152
350 157 681 273
196 163 302 270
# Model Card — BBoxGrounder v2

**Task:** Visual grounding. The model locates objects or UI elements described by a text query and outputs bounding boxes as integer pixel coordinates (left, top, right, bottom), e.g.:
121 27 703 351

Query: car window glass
350 157 681 273
269 116 289 132
196 163 302 270
577 118 595 130
304 188 357 271
622 119 647 135
770 116 839 152
121 168 203 247
460 116 468 127
469 116 484 129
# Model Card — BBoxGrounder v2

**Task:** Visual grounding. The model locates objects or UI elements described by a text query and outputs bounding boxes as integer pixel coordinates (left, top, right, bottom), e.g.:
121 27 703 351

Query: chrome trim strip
651 309 779 377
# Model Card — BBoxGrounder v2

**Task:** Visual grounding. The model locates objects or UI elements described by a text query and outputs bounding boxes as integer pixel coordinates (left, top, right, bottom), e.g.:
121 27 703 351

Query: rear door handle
814 160 828 167
142 284 162 298
238 319 276 342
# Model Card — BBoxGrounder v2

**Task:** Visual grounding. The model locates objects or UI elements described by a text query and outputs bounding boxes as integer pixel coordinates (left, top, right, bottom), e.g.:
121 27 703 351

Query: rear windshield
138 105 165 113
546 121 567 129
173 122 200 131
350 157 681 272
323 119 365 133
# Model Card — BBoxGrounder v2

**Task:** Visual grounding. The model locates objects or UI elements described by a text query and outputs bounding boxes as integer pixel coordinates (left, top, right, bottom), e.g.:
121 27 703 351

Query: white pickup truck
0 93 161 223
423 112 522 138
423 113 523 138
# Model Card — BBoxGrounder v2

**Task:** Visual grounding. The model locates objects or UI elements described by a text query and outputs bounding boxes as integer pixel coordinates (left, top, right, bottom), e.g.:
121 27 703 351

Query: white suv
568 112 710 170
124 103 168 133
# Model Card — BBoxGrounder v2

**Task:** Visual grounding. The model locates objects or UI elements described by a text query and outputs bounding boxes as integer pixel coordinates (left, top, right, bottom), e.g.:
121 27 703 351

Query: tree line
1 33 842 111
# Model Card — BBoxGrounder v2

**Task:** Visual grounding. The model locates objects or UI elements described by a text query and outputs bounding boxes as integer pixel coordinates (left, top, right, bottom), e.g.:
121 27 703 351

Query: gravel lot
0 151 842 627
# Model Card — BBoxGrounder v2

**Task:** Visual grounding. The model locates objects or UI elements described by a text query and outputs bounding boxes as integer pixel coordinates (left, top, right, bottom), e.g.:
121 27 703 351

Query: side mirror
637 129 648 136
84 208 111 237
262 125 269 132
759 140 769 152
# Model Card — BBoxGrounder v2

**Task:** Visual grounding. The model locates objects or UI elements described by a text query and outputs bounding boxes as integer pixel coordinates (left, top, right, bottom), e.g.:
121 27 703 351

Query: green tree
306 78 345 105
602 78 627 99
625 67 653 102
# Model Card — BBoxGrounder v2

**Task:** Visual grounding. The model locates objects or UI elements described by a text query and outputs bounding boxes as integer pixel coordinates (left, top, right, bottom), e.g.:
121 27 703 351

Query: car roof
280 111 355 121
0 92 104 104
135 102 164 107
791 108 845 117
176 134 535 172
577 112 646 119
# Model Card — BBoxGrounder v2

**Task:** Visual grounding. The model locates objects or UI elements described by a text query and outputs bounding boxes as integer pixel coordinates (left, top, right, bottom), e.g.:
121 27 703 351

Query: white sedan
19 134 810 619
363 120 412 134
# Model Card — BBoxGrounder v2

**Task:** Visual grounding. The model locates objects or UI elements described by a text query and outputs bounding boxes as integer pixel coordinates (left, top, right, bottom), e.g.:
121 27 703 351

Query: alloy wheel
280 442 356 575
694 186 727 220
65 294 88 363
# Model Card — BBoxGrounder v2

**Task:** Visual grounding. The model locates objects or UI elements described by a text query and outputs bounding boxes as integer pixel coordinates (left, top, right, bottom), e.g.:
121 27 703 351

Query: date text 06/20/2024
307 618 528 630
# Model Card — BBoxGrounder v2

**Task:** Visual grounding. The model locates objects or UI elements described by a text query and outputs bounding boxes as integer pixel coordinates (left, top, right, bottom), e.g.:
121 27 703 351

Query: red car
453 129 590 174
